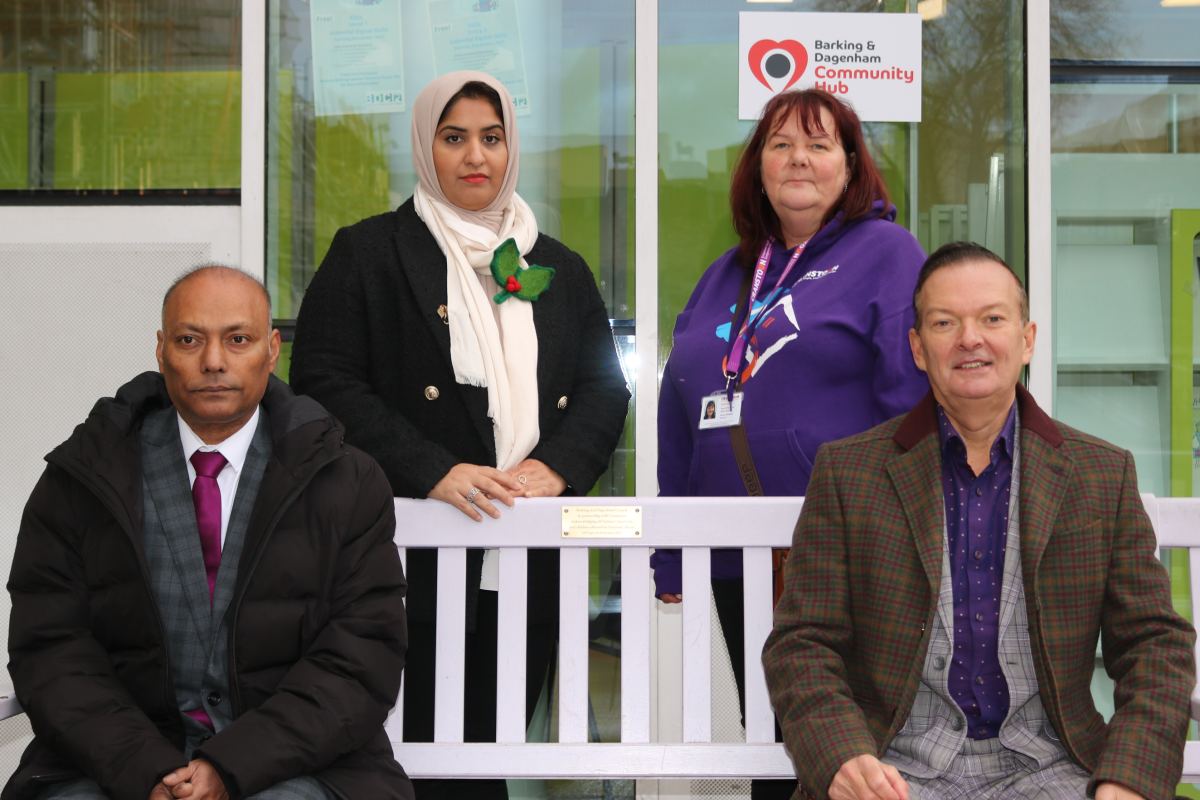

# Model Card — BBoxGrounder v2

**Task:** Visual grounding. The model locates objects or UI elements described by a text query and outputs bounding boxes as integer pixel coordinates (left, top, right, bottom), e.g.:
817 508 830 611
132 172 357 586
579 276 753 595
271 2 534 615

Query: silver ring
518 475 527 485
466 488 480 505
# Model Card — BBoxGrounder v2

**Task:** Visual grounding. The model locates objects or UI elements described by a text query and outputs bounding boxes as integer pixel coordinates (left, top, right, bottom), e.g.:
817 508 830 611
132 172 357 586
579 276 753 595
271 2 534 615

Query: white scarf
414 184 540 471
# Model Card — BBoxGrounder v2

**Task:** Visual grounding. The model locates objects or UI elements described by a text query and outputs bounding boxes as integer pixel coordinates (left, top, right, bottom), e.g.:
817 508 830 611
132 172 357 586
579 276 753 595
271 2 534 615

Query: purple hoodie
652 202 929 595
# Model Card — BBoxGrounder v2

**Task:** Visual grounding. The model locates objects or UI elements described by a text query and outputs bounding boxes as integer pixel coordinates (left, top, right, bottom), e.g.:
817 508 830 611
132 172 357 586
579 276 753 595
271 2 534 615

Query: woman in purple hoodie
654 89 928 798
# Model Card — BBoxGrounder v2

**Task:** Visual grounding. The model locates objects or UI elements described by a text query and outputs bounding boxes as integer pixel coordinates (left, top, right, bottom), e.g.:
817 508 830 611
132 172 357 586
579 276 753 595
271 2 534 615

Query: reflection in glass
1053 89 1200 155
268 0 634 323
1051 0 1198 62
268 0 636 502
1050 4 1200 756
0 1 242 193
657 0 1026 369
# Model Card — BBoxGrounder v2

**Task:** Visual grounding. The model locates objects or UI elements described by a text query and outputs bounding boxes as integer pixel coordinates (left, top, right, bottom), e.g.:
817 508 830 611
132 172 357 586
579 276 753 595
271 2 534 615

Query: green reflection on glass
0 1 243 192
53 72 241 191
0 74 28 189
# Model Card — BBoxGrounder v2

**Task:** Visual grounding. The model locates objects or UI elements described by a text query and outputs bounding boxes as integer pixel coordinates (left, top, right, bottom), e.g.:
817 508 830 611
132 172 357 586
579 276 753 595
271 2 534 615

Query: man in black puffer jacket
4 266 412 800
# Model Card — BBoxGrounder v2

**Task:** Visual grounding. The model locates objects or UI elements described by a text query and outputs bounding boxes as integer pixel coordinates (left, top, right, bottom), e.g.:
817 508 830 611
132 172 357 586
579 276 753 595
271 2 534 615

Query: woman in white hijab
291 71 630 800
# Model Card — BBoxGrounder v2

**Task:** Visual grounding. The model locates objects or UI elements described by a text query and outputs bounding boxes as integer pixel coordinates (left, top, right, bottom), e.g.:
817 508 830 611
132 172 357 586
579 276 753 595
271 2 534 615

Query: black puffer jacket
4 373 412 800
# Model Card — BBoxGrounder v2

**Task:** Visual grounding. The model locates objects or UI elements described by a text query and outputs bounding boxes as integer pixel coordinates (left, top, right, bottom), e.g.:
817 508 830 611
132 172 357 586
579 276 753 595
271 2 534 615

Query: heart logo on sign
748 39 808 92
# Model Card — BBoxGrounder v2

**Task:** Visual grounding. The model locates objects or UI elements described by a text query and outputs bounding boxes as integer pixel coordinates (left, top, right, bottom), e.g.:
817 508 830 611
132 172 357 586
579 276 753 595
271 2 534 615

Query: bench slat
1151 497 1200 549
434 547 467 743
744 547 775 743
390 742 795 778
559 548 590 742
1184 741 1200 783
385 548 408 742
1192 549 1200 688
1140 494 1160 560
621 547 652 743
496 547 529 743
682 547 712 743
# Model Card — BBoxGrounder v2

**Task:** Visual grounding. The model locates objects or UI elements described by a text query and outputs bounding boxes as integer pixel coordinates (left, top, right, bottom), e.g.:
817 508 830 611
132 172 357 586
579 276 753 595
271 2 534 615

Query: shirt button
974 550 983 560
978 727 989 737
975 487 983 497
975 677 984 685
424 386 440 400
558 395 569 409
975 613 983 621
933 656 946 670
206 691 221 706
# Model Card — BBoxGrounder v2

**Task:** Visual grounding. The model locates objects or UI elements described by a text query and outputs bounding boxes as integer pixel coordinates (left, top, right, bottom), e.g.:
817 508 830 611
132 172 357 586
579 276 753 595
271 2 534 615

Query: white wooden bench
1 494 1198 786
386 495 800 780
386 494 1200 784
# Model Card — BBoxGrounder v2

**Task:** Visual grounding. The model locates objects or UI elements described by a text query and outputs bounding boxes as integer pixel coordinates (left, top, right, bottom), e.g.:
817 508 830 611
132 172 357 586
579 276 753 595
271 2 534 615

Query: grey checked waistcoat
140 406 271 756
883 411 1075 779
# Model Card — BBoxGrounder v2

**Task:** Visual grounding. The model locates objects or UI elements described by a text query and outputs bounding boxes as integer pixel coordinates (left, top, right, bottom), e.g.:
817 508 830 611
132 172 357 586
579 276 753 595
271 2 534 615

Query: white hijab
411 71 540 471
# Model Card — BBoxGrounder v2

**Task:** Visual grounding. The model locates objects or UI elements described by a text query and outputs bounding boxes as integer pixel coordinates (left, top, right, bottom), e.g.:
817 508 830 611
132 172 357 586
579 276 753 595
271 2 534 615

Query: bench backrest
3 494 1193 781
387 494 1200 782
387 495 801 779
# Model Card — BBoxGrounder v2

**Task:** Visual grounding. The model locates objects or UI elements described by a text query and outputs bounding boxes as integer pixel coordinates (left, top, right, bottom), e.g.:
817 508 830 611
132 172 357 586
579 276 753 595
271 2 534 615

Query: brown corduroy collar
893 383 1063 452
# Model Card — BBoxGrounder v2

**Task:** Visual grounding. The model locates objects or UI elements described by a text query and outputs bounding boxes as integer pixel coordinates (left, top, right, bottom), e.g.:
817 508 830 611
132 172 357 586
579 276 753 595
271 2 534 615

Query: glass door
1049 4 1200 790
656 0 1028 381
265 0 636 495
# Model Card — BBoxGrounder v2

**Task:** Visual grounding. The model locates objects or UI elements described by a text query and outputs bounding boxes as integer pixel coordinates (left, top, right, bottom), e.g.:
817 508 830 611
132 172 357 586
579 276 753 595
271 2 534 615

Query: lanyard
724 237 805 397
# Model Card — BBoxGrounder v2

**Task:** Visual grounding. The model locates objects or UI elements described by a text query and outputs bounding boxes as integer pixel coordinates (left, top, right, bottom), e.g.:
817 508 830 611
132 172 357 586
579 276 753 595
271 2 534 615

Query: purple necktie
186 450 226 732
190 450 227 602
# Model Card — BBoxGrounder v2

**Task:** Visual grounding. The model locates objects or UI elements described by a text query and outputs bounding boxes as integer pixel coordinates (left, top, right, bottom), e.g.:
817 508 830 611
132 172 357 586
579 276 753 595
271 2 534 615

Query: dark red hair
729 89 889 269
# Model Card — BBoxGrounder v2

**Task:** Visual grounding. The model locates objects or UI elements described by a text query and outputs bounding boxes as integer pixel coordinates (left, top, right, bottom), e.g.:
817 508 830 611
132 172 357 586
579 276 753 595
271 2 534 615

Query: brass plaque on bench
561 506 642 538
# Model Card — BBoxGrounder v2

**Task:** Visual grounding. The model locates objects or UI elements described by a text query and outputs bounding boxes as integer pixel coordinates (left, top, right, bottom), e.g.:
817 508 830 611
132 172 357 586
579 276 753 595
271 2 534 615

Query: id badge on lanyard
723 237 806 401
699 391 744 429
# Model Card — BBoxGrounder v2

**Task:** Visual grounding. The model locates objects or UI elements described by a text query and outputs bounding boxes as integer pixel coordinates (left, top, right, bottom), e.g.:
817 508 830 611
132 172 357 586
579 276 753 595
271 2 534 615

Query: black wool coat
4 373 411 800
290 198 631 627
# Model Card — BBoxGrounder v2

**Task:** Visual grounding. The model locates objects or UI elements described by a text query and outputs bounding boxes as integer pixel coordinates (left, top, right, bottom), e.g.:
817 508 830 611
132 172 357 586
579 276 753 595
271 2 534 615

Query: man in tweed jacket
763 243 1195 800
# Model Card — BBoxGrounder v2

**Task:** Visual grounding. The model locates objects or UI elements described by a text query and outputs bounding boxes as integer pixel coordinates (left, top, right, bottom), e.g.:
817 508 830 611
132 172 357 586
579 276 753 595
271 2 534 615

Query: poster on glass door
428 0 532 116
310 0 407 117
739 12 922 122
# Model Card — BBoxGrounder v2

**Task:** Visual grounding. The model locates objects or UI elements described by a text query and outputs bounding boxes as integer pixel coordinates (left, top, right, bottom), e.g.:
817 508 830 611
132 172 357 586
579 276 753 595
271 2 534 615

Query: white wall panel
0 204 241 783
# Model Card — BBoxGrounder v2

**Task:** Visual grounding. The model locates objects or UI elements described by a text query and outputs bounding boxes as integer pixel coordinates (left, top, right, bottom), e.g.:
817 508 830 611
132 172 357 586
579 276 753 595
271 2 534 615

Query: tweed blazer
290 198 631 627
762 385 1196 800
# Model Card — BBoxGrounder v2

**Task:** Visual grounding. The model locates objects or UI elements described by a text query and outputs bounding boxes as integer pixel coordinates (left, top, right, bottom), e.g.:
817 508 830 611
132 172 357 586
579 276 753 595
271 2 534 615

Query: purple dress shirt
937 402 1016 740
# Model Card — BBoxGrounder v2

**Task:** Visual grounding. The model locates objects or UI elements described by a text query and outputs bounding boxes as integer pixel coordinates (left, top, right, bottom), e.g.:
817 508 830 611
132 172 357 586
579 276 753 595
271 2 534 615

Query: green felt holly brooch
490 238 555 304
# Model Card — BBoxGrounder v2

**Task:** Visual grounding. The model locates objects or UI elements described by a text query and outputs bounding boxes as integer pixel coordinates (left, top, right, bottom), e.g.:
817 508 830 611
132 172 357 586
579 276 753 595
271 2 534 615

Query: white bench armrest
0 686 22 721
1191 685 1200 723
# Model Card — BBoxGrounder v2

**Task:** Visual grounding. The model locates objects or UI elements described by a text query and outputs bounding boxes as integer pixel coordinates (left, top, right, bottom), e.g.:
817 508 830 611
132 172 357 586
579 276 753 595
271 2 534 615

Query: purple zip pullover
653 202 929 595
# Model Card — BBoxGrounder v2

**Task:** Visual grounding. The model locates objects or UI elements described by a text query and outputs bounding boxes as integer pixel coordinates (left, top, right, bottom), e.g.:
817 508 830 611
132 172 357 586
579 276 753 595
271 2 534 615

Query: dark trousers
404 589 557 800
712 577 797 800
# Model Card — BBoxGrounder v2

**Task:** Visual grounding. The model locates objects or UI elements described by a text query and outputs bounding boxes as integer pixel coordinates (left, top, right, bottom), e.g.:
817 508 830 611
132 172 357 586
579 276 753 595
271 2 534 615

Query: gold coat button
557 395 568 409
425 386 440 400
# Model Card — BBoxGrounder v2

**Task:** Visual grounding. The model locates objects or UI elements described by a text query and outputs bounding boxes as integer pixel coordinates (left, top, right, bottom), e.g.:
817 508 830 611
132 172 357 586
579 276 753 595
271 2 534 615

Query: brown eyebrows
978 304 1012 315
924 304 1013 319
438 124 504 134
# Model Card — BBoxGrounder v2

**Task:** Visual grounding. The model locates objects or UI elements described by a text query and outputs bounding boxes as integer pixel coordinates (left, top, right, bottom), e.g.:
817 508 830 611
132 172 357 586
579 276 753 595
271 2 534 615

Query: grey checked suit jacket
140 406 271 750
